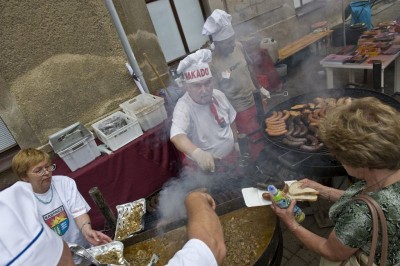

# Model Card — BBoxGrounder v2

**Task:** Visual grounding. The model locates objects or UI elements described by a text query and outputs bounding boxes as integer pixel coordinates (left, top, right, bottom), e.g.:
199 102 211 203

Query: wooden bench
278 30 333 61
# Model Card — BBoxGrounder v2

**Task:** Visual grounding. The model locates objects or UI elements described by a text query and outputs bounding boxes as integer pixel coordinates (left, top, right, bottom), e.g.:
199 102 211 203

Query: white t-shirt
34 175 91 264
166 239 217 266
0 182 64 266
170 89 236 159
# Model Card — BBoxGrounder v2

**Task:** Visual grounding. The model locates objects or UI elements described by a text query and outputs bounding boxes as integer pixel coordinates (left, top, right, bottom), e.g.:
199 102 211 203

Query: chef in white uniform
202 9 266 161
170 49 239 172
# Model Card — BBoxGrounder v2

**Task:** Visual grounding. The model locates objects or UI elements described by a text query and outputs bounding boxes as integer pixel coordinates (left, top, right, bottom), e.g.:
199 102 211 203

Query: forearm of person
288 223 357 261
319 186 345 202
57 241 76 266
185 193 226 265
171 134 198 156
75 213 112 245
75 213 91 232
302 179 345 202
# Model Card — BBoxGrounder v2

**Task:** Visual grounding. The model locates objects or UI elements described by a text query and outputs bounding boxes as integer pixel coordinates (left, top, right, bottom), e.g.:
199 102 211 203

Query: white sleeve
170 101 191 139
59 176 91 218
166 239 217 266
0 182 64 266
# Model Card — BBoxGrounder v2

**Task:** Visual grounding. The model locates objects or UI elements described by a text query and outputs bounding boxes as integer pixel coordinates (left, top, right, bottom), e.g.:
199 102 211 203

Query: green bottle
268 185 305 223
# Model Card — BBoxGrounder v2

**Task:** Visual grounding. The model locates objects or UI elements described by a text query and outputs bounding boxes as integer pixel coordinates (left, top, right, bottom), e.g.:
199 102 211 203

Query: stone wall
0 0 168 149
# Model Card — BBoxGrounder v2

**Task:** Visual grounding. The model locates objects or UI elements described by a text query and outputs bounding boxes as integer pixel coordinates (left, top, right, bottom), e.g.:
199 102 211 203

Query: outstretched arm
75 213 112 246
185 191 226 265
58 241 75 266
171 134 198 156
270 200 357 261
300 178 345 202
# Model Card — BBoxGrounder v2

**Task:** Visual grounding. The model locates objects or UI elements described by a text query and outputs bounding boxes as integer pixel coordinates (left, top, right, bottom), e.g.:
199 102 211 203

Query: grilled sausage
266 129 288 136
262 192 271 200
265 111 283 123
267 125 287 132
282 138 306 146
291 104 307 110
266 119 286 126
282 110 290 121
292 125 301 136
298 124 308 137
305 134 319 145
266 111 278 122
300 143 324 152
286 117 294 135
286 135 307 142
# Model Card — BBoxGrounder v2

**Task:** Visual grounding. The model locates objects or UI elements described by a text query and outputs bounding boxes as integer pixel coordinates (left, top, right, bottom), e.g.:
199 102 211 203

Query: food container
49 122 100 171
86 241 129 266
114 198 146 241
120 94 168 131
92 111 143 151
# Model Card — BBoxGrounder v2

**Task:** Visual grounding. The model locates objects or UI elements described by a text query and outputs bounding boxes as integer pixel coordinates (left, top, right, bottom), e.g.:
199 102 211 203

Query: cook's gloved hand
191 148 215 172
259 87 271 99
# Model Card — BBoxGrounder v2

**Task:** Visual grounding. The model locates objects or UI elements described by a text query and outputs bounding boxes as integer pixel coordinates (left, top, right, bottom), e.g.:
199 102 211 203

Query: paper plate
242 180 296 207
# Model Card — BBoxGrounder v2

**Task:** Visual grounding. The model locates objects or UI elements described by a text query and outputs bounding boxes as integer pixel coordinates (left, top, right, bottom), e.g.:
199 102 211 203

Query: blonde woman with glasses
12 148 112 265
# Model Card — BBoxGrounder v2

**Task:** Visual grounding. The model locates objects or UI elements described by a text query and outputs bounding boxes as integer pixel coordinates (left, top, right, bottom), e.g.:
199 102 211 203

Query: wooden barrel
123 206 282 266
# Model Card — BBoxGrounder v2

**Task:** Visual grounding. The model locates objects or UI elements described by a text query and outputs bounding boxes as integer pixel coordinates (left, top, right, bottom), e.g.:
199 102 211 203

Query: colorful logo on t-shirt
43 205 69 236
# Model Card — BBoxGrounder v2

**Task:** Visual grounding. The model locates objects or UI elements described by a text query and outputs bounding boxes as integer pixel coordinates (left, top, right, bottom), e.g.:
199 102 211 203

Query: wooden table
278 30 333 61
320 49 400 92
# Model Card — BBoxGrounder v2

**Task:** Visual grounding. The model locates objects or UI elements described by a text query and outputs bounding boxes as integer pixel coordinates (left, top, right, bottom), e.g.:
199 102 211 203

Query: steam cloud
156 167 221 226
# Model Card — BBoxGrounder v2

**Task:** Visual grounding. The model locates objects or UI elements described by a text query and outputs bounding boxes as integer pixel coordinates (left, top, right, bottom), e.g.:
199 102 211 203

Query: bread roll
289 182 319 195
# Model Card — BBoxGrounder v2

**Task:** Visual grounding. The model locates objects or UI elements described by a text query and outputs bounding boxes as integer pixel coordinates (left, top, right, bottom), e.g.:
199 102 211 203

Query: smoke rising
155 166 221 226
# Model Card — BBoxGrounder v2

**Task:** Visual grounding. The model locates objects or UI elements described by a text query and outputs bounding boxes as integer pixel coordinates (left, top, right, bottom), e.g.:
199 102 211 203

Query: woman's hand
299 178 322 192
269 199 299 231
82 228 112 246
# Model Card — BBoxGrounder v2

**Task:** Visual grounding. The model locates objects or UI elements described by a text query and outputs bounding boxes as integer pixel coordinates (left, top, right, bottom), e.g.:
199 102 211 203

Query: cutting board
242 180 296 207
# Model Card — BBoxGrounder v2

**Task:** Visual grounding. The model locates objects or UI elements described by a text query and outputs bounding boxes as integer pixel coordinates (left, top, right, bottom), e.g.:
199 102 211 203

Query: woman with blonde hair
269 97 400 265
12 148 112 264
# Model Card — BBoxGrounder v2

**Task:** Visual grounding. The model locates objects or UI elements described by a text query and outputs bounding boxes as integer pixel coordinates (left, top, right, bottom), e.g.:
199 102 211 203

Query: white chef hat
202 9 235 42
177 49 213 84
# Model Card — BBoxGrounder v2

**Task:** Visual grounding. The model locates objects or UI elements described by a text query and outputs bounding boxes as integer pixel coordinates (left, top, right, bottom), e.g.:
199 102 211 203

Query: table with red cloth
53 121 181 230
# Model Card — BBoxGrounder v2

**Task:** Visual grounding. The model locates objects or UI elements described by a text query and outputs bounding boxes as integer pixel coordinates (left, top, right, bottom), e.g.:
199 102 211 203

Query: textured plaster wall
0 0 168 148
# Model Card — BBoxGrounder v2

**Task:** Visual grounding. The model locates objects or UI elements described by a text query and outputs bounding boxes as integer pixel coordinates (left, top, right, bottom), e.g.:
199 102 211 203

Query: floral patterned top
329 181 400 265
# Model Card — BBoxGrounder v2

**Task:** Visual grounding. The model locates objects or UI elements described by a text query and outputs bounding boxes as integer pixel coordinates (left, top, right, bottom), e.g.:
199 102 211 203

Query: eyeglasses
32 164 57 176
